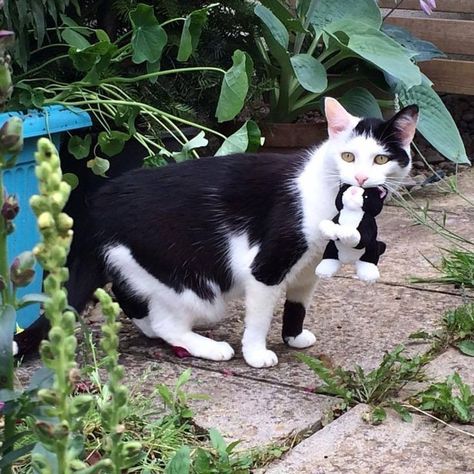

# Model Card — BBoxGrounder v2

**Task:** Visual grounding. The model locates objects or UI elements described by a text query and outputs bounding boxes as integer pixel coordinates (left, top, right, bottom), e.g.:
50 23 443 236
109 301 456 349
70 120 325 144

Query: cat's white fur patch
285 329 316 349
356 261 380 283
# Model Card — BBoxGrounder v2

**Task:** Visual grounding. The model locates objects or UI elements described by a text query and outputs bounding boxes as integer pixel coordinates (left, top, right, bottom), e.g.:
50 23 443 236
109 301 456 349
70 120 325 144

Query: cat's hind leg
140 301 235 362
283 264 317 349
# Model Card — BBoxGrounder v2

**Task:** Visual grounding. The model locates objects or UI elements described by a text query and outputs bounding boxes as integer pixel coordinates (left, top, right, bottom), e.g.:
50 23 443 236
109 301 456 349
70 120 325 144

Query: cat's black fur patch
282 300 306 341
67 153 309 315
353 106 419 168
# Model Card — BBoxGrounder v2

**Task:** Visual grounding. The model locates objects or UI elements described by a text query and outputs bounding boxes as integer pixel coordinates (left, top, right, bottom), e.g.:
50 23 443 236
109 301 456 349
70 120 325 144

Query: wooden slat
420 59 474 95
379 0 474 13
386 17 474 55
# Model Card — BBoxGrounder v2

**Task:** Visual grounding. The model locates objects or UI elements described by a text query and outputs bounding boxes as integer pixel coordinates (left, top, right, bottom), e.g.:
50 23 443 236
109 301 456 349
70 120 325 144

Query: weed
410 372 474 424
410 302 474 357
297 345 427 408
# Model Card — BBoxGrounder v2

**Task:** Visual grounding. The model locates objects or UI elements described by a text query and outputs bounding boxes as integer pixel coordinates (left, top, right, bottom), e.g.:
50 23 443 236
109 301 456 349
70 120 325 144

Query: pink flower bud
1 194 19 220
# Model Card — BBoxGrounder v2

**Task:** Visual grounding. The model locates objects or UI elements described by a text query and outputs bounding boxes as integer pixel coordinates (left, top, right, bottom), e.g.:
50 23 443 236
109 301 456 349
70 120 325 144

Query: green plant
253 0 467 163
8 3 259 172
410 303 474 357
297 345 427 422
410 372 474 423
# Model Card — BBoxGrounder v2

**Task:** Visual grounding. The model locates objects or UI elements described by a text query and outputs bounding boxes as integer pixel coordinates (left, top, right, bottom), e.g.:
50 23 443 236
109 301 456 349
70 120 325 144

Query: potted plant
251 0 468 164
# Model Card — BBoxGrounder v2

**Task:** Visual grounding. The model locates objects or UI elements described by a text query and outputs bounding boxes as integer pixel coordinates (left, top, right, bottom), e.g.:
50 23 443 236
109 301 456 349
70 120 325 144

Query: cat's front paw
243 348 278 368
285 329 316 349
356 261 380 283
336 226 361 247
315 259 341 278
319 220 339 240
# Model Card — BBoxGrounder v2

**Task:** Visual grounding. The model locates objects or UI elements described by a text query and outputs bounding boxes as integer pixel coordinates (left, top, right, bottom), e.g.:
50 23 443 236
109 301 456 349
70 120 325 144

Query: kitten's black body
68 153 308 323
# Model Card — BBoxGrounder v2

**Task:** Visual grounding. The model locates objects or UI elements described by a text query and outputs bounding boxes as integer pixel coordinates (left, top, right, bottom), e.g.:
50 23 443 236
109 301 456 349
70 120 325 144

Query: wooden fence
380 0 474 95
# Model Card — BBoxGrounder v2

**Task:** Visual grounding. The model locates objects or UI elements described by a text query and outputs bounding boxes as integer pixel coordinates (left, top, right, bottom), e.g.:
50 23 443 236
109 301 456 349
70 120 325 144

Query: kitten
67 98 418 368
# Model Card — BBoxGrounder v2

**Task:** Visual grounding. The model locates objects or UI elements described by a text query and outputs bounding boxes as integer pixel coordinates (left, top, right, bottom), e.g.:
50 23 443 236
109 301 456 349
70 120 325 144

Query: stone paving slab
264 404 474 474
120 281 461 389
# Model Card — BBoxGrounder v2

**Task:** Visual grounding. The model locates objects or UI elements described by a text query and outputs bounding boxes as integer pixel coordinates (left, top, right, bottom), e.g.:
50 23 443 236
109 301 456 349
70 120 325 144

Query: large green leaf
61 27 90 49
215 121 261 156
398 81 469 164
254 4 289 49
215 50 251 123
326 21 421 88
165 446 190 474
130 4 168 64
177 8 209 62
69 41 117 72
290 54 327 93
382 24 445 63
339 87 383 119
310 0 381 32
260 0 306 33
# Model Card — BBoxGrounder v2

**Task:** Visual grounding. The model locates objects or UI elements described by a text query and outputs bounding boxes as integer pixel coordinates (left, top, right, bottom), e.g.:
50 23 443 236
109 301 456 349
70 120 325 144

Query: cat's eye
341 152 355 163
374 154 389 165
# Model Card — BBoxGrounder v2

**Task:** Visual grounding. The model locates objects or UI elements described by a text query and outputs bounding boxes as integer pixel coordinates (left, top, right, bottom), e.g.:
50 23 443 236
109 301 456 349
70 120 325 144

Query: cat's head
324 97 419 192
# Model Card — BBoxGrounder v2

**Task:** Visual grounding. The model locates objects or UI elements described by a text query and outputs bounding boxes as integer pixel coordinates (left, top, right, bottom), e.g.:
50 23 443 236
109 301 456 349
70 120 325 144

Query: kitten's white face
324 98 419 192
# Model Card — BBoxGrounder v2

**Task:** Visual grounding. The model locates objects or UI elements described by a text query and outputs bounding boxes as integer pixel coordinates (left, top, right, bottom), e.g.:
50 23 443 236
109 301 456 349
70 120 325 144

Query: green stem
103 66 225 84
16 54 69 80
322 51 352 70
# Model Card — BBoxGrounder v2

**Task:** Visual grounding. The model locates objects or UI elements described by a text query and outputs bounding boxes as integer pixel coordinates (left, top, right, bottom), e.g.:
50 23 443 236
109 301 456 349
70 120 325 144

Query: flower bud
10 251 36 287
0 117 23 154
1 194 19 220
0 60 12 106
38 212 54 229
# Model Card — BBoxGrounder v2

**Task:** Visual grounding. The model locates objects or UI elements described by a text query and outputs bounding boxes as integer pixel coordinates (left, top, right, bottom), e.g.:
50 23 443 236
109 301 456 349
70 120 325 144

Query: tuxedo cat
67 98 418 368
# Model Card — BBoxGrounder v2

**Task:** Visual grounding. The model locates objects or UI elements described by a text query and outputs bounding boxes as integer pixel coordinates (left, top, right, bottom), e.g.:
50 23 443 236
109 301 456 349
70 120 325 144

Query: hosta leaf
398 81 469 163
310 0 381 32
290 54 327 93
382 24 444 63
457 340 474 357
177 8 208 62
326 21 421 89
215 121 261 156
215 50 251 123
254 4 289 49
68 134 91 160
98 130 129 157
260 0 305 33
339 87 382 119
61 28 91 49
130 4 168 64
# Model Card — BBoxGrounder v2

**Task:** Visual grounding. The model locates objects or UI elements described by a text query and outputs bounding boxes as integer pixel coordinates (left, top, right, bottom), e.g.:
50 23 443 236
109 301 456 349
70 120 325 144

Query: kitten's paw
315 259 341 278
356 261 380 283
243 349 278 368
319 220 339 240
285 329 316 349
336 226 361 247
12 341 18 356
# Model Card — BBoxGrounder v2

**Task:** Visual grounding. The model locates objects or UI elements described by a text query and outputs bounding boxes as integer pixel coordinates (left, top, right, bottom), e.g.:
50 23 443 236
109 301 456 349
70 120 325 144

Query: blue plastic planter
0 105 91 330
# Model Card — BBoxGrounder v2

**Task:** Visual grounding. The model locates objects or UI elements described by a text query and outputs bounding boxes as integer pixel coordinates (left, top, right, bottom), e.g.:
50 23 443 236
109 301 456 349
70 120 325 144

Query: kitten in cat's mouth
67 98 418 368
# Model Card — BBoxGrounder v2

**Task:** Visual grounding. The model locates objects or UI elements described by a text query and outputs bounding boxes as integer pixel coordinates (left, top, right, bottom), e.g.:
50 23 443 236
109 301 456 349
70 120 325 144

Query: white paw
356 261 380 283
336 225 360 247
319 220 339 240
286 329 316 349
12 341 18 356
243 349 278 368
315 259 341 278
187 340 235 361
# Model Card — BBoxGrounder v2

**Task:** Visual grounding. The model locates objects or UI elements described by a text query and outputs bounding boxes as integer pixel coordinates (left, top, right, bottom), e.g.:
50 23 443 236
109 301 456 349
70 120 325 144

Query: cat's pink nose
355 174 368 186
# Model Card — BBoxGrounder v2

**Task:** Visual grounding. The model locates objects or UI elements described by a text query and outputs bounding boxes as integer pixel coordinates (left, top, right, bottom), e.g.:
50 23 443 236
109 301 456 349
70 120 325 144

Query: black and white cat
67 98 418 368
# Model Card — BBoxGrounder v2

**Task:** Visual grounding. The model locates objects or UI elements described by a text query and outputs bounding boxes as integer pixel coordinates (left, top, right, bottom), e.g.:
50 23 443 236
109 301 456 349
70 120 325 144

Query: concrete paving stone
120 280 461 389
423 349 474 387
112 354 337 449
264 404 474 474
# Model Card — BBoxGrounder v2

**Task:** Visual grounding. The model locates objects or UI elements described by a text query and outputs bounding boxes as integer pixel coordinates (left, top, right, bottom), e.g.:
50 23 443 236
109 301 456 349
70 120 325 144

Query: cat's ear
389 105 419 148
324 97 358 138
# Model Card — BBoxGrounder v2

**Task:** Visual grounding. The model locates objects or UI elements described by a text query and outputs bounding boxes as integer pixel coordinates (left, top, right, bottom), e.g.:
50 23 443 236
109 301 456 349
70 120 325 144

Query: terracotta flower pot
259 122 328 154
